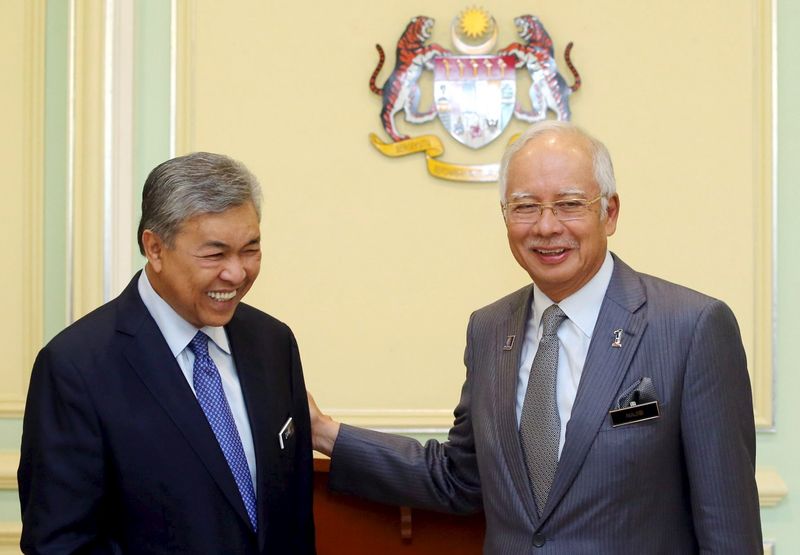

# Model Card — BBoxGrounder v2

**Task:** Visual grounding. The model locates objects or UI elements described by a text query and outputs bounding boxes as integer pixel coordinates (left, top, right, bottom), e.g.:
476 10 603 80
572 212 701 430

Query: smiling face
504 131 619 302
142 202 262 328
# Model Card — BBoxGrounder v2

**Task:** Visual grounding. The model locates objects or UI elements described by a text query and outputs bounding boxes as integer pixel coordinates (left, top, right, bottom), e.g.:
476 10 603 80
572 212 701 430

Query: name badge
609 401 660 428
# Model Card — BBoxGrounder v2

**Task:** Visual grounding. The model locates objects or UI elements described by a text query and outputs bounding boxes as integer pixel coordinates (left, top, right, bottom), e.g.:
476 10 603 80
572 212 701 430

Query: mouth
529 246 573 264
207 290 237 303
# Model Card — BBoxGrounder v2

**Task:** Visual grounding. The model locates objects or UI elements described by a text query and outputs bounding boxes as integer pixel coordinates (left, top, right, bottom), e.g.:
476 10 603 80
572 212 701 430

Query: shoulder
30 297 133 392
468 284 532 329
617 265 740 339
232 302 289 329
475 285 531 314
44 300 120 358
636 271 729 315
611 255 729 317
44 273 152 359
228 302 295 342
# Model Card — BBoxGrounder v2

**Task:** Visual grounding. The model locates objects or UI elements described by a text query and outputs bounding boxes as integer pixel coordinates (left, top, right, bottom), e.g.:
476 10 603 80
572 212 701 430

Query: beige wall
0 1 43 418
178 0 772 428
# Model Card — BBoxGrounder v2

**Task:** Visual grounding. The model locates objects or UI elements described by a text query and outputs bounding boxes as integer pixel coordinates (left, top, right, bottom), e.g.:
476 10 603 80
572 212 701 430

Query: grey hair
137 152 262 255
498 120 616 217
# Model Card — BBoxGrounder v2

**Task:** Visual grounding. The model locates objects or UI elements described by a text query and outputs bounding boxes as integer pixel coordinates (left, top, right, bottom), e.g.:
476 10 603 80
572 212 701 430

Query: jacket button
533 533 546 547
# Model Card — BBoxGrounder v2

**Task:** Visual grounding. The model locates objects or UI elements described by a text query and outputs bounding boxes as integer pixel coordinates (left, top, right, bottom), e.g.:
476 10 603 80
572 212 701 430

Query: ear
604 194 620 237
141 230 166 272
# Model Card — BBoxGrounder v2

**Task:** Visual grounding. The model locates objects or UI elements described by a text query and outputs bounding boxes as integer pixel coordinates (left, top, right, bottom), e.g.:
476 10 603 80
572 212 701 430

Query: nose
220 257 247 284
532 206 565 236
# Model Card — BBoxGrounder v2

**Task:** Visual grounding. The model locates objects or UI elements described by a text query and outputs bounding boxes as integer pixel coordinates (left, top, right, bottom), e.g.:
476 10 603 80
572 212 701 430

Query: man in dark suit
19 152 315 554
309 121 763 553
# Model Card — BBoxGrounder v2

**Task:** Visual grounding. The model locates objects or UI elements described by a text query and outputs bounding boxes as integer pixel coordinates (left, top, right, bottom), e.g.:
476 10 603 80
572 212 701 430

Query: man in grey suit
309 121 762 553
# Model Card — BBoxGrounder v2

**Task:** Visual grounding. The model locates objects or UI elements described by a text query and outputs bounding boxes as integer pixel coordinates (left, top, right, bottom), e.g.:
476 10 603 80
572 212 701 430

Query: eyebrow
199 237 261 250
509 189 590 201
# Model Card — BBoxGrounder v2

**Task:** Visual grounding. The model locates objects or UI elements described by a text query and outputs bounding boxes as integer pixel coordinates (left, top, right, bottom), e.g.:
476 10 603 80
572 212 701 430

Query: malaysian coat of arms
369 8 581 182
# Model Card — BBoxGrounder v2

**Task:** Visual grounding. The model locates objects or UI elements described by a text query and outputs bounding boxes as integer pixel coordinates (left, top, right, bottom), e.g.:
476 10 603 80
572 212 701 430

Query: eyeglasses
502 195 603 224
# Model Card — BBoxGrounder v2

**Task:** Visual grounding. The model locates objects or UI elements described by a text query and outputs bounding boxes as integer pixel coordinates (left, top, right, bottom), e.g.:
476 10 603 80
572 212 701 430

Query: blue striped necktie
188 331 258 531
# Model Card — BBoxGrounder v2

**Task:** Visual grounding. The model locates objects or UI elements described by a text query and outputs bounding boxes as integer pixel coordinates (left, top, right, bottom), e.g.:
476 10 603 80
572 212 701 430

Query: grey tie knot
541 305 567 337
188 331 210 359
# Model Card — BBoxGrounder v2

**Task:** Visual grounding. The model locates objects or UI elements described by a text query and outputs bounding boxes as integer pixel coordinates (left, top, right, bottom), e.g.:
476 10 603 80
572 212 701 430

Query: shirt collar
531 250 614 338
137 268 231 356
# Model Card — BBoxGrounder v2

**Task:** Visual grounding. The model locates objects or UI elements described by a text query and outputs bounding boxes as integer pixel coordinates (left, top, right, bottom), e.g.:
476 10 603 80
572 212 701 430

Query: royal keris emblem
369 8 581 183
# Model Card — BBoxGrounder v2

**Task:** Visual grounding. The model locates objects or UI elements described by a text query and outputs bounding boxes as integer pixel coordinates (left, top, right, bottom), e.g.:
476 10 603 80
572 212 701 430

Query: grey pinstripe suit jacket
328 255 762 554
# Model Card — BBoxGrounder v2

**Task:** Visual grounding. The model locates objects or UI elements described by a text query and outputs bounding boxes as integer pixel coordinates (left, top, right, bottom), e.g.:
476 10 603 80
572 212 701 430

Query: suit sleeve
18 347 117 555
328 314 483 514
680 300 763 553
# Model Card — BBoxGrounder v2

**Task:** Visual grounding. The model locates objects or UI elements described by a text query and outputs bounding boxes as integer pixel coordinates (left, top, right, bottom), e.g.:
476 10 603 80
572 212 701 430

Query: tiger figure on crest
499 14 581 122
370 16 450 142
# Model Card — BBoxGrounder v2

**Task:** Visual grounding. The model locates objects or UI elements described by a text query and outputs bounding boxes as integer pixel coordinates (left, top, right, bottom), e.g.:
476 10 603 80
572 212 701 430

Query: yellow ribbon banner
369 133 501 183
425 156 499 182
369 133 444 157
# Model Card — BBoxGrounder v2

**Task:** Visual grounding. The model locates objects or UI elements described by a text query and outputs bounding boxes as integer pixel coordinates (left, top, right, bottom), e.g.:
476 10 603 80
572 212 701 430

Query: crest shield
433 55 516 149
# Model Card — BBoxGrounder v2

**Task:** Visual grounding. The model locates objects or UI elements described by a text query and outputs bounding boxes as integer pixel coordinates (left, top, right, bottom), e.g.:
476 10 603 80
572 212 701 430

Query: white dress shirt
138 269 257 489
516 251 614 458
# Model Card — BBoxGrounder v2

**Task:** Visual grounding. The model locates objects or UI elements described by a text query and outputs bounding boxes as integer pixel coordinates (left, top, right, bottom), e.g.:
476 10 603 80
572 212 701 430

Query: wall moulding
0 448 788 503
0 453 18 490
69 0 107 321
750 0 776 430
326 409 455 432
755 467 788 508
174 0 195 155
0 522 22 555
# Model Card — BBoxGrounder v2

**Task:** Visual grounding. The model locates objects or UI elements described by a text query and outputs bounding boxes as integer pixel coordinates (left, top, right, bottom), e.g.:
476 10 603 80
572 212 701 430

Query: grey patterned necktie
520 304 567 516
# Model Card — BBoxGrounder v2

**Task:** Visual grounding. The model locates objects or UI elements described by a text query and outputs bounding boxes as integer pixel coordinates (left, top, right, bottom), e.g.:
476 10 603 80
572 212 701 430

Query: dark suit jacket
329 255 762 554
18 273 316 554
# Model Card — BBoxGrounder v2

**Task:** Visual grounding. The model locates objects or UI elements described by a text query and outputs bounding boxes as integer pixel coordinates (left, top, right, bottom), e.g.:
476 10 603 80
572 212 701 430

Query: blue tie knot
188 331 210 359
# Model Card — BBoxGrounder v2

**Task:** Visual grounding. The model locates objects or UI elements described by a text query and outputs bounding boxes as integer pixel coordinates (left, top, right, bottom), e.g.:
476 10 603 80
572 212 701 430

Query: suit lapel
226 313 287 551
115 275 253 531
540 256 648 523
495 286 541 524
226 311 296 549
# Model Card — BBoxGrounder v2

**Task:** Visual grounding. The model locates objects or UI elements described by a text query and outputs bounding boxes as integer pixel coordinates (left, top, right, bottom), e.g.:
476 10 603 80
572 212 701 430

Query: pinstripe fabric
329 254 762 554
